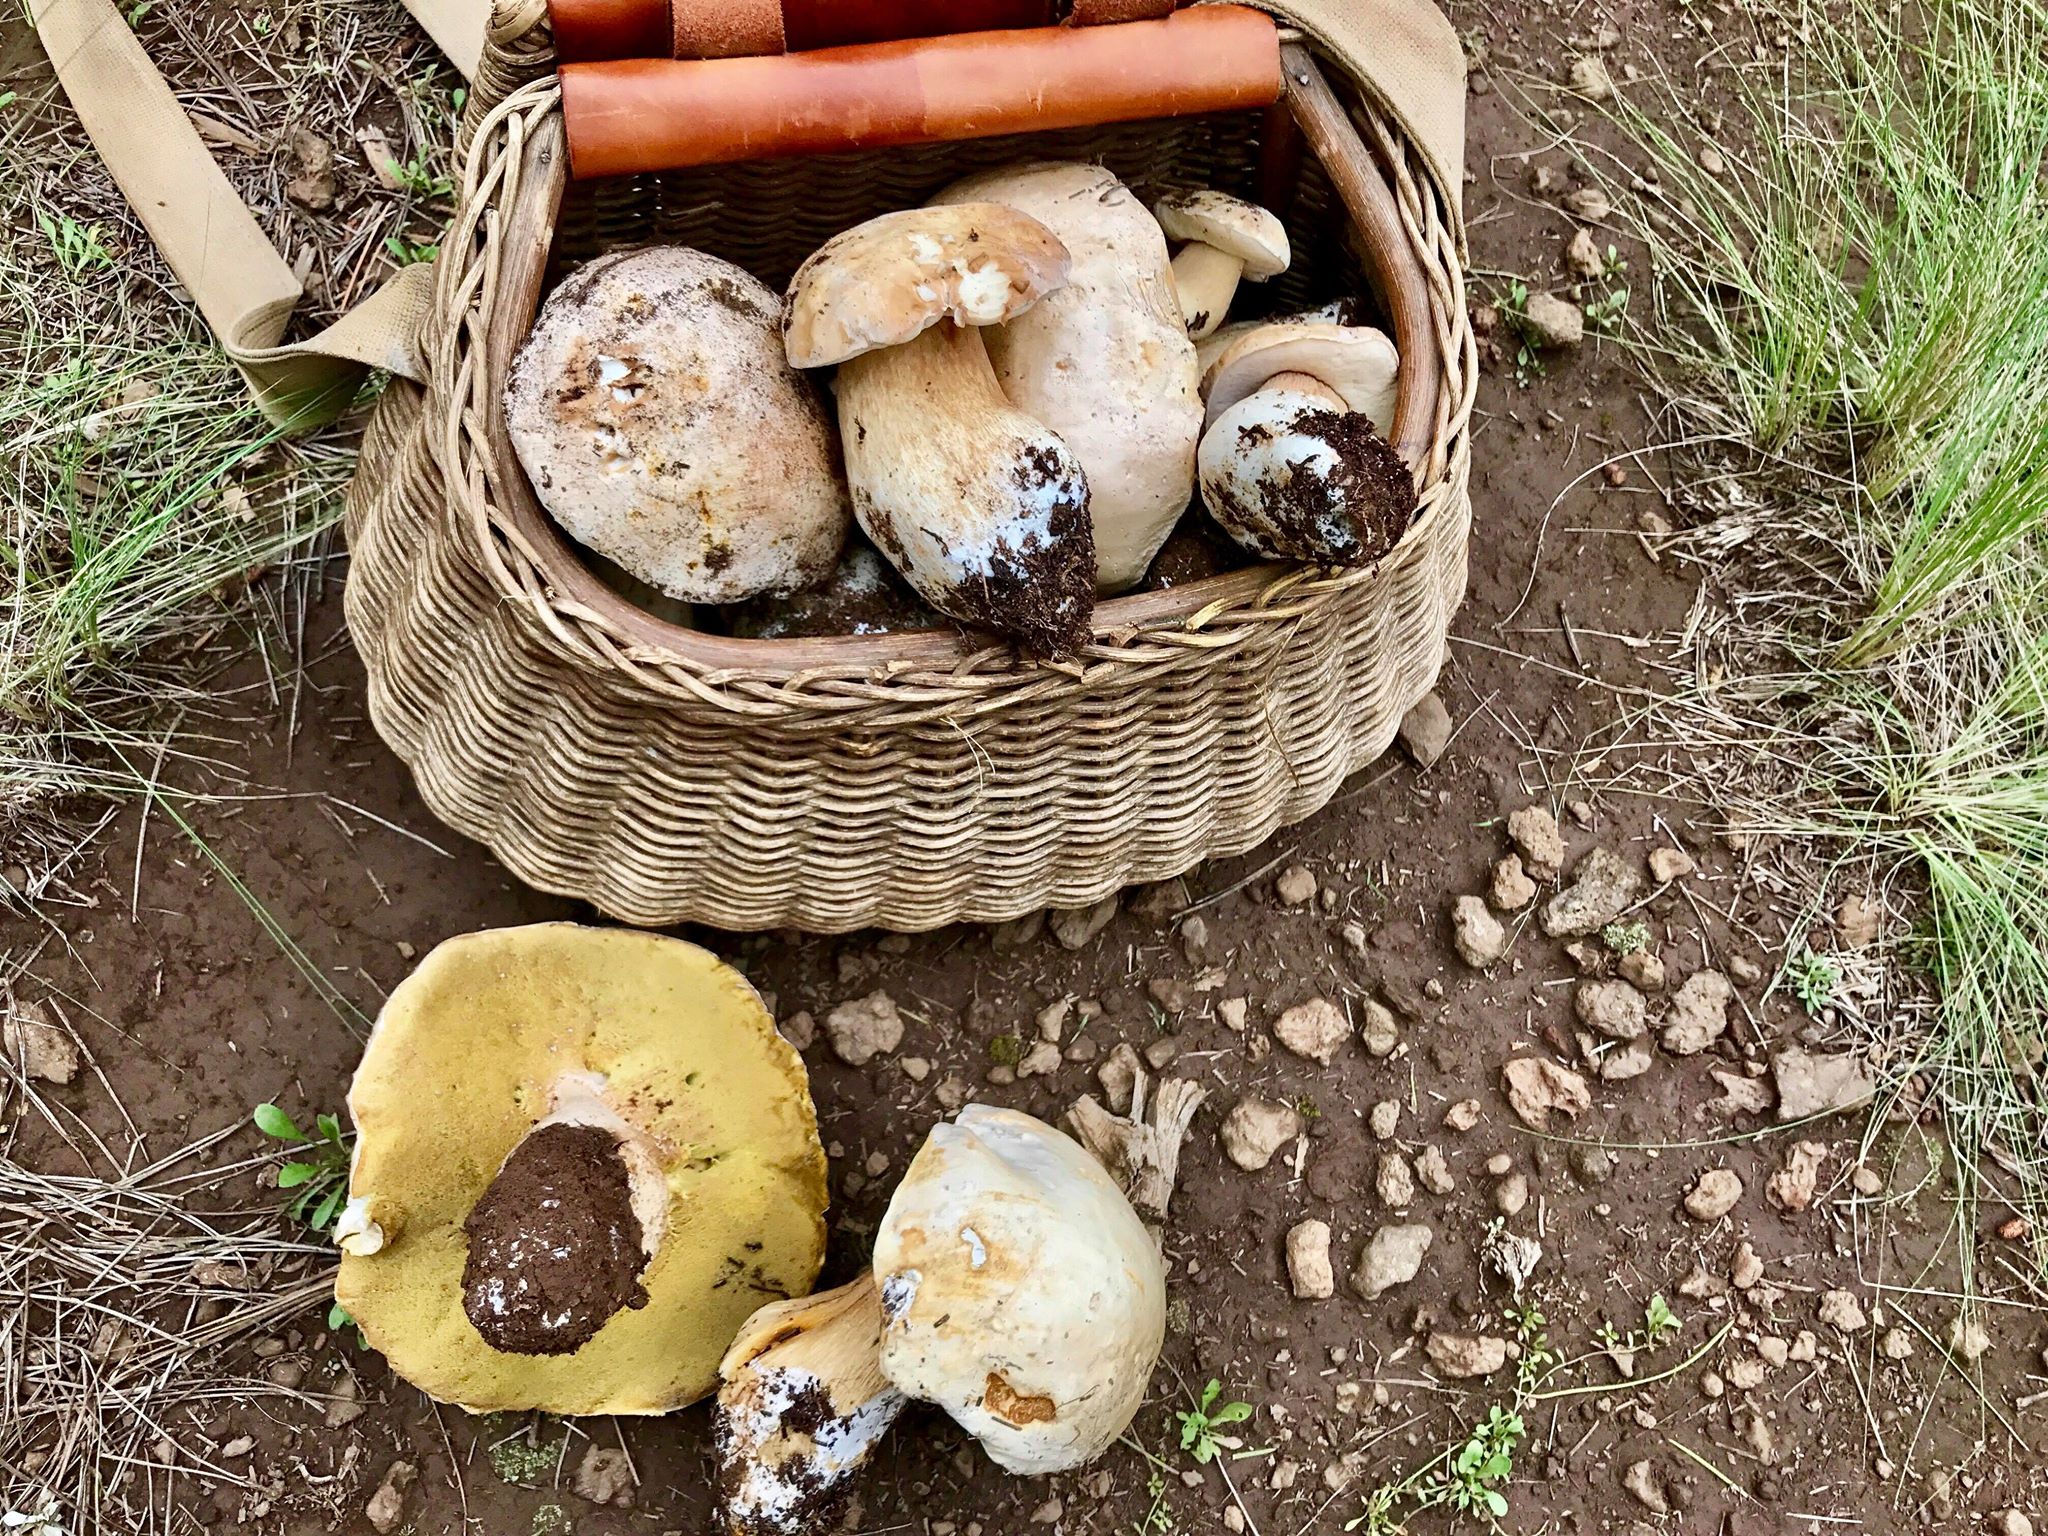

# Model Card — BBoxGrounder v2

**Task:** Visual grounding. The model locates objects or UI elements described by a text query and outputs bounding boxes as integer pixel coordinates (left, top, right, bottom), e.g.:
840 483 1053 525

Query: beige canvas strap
27 0 490 428
1264 0 1466 233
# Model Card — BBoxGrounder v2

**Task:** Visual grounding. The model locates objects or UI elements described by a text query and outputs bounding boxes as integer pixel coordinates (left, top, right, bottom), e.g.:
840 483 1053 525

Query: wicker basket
342 1 1476 932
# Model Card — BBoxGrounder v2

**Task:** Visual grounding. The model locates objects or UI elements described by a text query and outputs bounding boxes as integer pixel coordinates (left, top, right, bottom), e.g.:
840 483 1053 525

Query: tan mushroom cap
783 204 1072 368
1154 190 1290 279
337 924 829 1416
1201 321 1400 431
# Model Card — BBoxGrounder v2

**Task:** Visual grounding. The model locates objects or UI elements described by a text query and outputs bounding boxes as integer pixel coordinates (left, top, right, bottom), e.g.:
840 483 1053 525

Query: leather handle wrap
560 7 1281 179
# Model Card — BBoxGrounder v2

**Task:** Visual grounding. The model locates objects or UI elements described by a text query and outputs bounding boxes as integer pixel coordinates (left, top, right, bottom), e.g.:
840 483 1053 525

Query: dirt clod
1661 970 1733 1055
1490 854 1537 911
1220 1097 1301 1171
1772 1048 1876 1121
575 1446 635 1507
1622 1460 1669 1514
1452 896 1508 967
1376 1151 1416 1208
1683 1167 1743 1222
1576 978 1648 1040
1522 292 1586 349
1541 847 1642 936
824 990 903 1066
1050 897 1119 950
1285 1219 1335 1299
1359 998 1400 1057
1415 1144 1456 1194
1398 693 1453 767
1648 846 1695 883
1766 1140 1827 1212
1427 1331 1508 1378
1273 997 1350 1064
1818 1289 1868 1334
1275 865 1318 906
1352 1224 1434 1301
1508 805 1566 881
1502 1057 1591 1129
4 999 79 1084
1617 949 1665 991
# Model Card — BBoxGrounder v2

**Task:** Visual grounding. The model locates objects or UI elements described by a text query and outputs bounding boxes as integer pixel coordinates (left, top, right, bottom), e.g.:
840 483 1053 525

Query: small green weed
383 234 439 266
1134 1470 1172 1536
1601 920 1650 956
1598 1293 1683 1356
1175 1380 1253 1466
531 1505 572 1536
486 1420 564 1485
1294 1095 1322 1121
327 1300 369 1350
385 153 454 201
988 1033 1024 1067
1507 1301 1557 1395
40 213 111 274
1788 947 1841 1012
1497 279 1548 387
253 1103 351 1232
1423 1405 1524 1519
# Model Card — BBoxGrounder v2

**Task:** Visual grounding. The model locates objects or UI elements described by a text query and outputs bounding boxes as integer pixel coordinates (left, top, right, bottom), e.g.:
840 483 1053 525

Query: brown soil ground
4 2 2045 1535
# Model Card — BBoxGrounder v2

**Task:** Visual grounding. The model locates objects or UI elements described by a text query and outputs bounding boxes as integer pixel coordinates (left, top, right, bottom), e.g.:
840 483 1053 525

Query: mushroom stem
1259 370 1346 409
1065 1067 1208 1241
836 322 1094 656
1170 241 1248 340
716 1272 905 1536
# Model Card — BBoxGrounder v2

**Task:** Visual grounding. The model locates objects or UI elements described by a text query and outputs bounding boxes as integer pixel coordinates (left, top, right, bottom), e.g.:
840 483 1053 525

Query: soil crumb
462 1123 649 1355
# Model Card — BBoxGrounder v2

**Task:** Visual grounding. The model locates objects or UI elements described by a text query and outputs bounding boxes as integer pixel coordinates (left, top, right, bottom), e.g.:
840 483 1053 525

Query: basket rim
428 62 1477 708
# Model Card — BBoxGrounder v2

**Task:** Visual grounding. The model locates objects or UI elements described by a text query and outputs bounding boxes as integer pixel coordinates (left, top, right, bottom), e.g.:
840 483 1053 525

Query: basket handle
558 7 1282 178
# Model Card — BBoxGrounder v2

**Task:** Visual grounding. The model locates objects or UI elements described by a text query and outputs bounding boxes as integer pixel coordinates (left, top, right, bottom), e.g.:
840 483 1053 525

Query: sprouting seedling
328 1300 370 1350
383 234 440 267
384 153 454 201
254 1102 352 1232
1175 1379 1253 1465
1598 1293 1683 1356
1423 1405 1523 1518
1601 920 1650 956
1789 947 1841 1012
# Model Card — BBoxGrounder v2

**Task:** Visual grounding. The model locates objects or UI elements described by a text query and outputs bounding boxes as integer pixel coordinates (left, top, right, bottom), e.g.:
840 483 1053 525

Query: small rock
1739 1410 1777 1465
1565 186 1613 222
1098 1042 1142 1108
1522 292 1585 349
1502 1057 1591 1129
1697 144 1728 176
1700 1370 1724 1399
1016 1040 1063 1078
1444 1098 1483 1132
1570 1144 1614 1184
1398 693 1453 767
324 1373 365 1428
901 1056 931 1082
1180 914 1210 959
1648 846 1695 883
1359 999 1399 1057
1220 1097 1302 1172
1376 1151 1416 1208
1368 1100 1401 1140
1286 1219 1335 1299
1660 970 1734 1055
1144 1035 1181 1070
221 1436 255 1458
1683 1167 1743 1221
1275 864 1319 906
1880 1327 1914 1361
1727 953 1763 984
4 1001 80 1085
1818 1289 1868 1334
1508 805 1566 880
286 127 337 212
990 911 1045 949
1758 1336 1790 1367
824 991 903 1066
1622 1460 1668 1514
1576 978 1648 1039
1218 997 1249 1032
1730 1242 1764 1290
1451 896 1508 967
1426 1332 1508 1379
1541 847 1642 937
1564 227 1605 280
1594 1034 1655 1083
1414 1144 1456 1195
1050 896 1119 949
935 1074 972 1112
1353 1224 1434 1300
1617 949 1665 992
1529 162 1565 195
1147 977 1190 1014
1567 53 1616 102
1994 1512 2033 1536
1128 880 1187 920
1766 1140 1827 1212
1490 854 1537 912
1484 1153 1513 1177
778 1010 817 1051
1495 1173 1530 1216
365 1463 416 1536
1948 1313 1992 1363
1037 999 1072 1041
1851 1164 1884 1196
1710 1068 1775 1119
1273 997 1350 1064
574 1446 634 1508
1790 1330 1817 1362
1030 1498 1063 1524
1772 1048 1876 1121
1725 1355 1767 1391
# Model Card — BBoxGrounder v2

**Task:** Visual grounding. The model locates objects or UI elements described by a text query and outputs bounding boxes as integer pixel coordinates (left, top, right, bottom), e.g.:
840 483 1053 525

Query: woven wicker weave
342 3 1477 932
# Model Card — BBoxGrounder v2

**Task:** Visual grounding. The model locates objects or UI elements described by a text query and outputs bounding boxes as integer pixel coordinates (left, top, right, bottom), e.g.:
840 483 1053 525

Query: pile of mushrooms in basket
336 922 1206 1534
504 161 1413 656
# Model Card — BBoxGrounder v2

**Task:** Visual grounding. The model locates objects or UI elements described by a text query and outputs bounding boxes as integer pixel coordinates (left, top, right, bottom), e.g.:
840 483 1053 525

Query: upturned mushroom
932 163 1201 590
1154 190 1291 341
505 247 849 605
716 1105 1167 1534
335 924 829 1415
783 206 1096 656
1196 321 1414 565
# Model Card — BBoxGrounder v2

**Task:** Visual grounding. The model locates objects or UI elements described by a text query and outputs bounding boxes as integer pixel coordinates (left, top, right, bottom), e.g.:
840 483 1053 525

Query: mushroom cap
1198 387 1415 565
782 204 1072 368
1154 190 1290 279
337 923 829 1416
1201 322 1400 431
504 247 850 605
932 161 1201 593
873 1105 1165 1473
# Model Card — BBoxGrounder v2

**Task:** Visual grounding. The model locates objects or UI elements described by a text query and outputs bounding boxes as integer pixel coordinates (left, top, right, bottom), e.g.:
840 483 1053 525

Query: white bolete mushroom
1196 322 1413 565
1154 190 1291 341
505 247 850 605
716 1106 1166 1534
782 206 1096 656
932 163 1201 591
